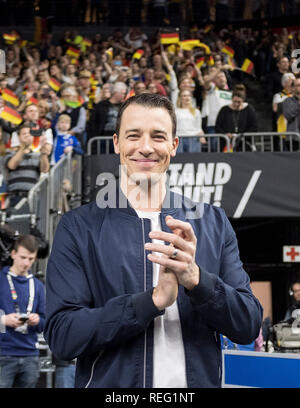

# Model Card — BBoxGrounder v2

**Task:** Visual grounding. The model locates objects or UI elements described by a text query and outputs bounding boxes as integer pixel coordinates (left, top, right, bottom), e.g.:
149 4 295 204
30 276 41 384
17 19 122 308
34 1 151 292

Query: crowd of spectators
1 13 300 208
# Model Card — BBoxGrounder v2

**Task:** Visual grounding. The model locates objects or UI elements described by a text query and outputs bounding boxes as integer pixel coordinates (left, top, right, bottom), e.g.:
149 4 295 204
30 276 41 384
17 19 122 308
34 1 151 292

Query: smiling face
113 104 178 184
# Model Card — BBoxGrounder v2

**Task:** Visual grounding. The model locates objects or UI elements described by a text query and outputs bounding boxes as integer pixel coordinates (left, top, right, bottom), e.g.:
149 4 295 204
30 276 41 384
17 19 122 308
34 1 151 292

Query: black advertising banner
84 152 300 218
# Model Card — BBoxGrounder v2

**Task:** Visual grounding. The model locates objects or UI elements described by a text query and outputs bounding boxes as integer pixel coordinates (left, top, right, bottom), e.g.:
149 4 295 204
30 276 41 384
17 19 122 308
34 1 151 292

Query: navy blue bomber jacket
44 190 263 388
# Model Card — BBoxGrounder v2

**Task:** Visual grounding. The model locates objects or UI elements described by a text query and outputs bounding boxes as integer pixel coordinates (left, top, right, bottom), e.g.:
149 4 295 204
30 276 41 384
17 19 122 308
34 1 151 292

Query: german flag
0 106 22 125
0 192 8 210
241 58 254 74
125 88 135 100
19 39 28 48
228 57 236 68
196 57 205 68
198 41 211 54
66 46 80 58
48 77 61 92
77 95 85 106
31 136 40 151
207 55 214 66
223 145 233 153
90 74 98 87
3 33 16 44
132 49 144 60
180 39 200 50
1 88 19 107
204 24 213 33
105 48 113 61
27 96 38 106
221 45 235 58
167 44 177 54
160 32 179 45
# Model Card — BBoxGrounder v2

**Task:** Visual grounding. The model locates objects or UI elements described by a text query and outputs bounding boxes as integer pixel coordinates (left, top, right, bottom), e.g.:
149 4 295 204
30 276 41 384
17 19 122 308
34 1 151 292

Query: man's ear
10 249 16 260
171 136 179 157
113 133 120 154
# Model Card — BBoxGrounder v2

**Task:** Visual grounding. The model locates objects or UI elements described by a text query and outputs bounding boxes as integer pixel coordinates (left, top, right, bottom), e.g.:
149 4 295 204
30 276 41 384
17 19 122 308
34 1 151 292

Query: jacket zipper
85 350 104 388
141 218 147 388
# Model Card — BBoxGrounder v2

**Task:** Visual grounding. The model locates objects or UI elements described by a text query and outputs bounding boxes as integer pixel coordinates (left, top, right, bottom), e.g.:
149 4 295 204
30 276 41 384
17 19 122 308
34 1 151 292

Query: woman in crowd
216 84 258 151
175 89 206 153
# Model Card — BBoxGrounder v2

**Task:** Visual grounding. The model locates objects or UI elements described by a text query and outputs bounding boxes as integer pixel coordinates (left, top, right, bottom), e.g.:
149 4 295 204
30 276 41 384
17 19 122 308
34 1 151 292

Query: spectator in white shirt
175 90 206 153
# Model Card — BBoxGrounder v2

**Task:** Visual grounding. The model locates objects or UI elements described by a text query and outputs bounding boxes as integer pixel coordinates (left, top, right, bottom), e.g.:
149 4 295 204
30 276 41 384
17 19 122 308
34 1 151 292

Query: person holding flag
5 123 50 207
10 104 53 157
0 95 19 146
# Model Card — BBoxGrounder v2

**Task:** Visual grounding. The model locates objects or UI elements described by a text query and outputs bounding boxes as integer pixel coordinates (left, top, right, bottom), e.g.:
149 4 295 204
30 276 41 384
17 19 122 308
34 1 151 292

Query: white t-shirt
202 83 232 127
175 107 203 137
136 210 187 388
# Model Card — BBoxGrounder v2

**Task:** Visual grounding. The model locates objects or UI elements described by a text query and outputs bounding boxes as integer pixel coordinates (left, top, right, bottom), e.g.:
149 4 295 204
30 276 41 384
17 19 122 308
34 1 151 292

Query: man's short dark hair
18 121 31 133
115 93 177 138
14 234 39 254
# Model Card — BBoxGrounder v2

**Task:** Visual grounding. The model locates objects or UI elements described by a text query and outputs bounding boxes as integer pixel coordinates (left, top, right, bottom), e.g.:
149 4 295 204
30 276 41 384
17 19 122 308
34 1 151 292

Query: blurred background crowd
1 0 300 205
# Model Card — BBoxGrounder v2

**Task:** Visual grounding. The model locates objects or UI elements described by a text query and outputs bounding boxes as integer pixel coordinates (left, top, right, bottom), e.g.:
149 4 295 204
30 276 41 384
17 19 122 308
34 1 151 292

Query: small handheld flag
222 45 235 58
1 89 19 107
160 32 180 45
132 49 144 60
241 58 254 74
0 106 22 125
48 77 61 92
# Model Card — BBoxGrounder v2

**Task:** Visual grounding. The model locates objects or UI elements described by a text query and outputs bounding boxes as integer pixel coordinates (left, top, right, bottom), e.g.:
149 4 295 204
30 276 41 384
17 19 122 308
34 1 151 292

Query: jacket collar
94 181 183 217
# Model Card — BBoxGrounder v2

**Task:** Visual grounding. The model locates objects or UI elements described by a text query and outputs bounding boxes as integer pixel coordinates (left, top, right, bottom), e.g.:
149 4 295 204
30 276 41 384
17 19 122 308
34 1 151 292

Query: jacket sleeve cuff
132 288 165 328
185 265 217 305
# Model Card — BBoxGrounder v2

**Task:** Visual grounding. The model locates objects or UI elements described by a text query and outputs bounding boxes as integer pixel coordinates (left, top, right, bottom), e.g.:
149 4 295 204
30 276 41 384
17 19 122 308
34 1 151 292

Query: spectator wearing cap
78 70 101 112
87 81 127 153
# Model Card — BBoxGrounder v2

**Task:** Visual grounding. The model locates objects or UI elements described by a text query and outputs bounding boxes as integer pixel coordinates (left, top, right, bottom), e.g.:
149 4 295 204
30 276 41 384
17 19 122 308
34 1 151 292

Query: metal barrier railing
27 174 51 277
0 152 82 388
87 135 113 155
48 152 72 246
232 132 300 152
1 151 82 272
86 132 300 154
86 134 231 155
28 174 50 240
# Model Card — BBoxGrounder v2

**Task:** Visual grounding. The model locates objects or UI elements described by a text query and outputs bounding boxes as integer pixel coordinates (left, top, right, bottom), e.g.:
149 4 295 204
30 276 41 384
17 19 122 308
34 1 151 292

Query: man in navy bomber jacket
44 93 263 388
